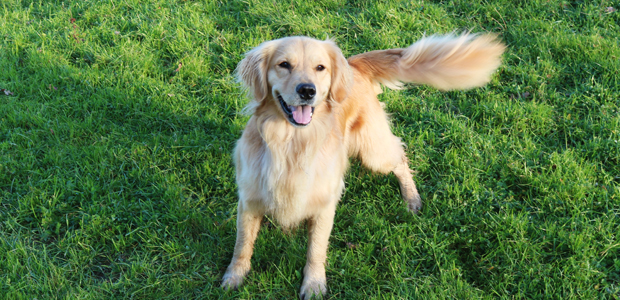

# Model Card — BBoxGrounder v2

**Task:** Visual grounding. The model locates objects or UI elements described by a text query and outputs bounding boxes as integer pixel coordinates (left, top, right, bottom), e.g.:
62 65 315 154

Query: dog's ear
236 40 279 102
325 39 353 103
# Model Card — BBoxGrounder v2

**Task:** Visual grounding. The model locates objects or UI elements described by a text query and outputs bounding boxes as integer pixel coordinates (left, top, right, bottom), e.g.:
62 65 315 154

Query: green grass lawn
1 0 619 298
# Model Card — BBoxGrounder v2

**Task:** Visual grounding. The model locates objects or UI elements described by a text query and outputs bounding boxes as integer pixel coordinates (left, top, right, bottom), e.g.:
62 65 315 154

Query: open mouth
278 94 315 126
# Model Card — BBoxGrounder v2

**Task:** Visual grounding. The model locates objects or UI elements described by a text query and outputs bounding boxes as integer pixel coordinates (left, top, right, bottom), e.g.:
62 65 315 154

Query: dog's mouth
278 94 315 126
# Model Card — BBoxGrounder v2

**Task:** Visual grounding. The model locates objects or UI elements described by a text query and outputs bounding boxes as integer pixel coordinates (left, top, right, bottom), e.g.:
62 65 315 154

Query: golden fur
222 34 505 299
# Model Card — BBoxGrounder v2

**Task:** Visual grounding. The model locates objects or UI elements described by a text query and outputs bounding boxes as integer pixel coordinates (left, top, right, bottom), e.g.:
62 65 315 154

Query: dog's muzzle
278 95 315 126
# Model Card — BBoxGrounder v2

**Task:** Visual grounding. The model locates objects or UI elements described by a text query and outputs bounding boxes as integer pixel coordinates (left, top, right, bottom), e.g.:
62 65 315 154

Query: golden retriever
222 33 505 299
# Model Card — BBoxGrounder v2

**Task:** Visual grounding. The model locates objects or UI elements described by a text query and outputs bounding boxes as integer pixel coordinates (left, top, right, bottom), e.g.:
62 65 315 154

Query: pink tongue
291 105 312 124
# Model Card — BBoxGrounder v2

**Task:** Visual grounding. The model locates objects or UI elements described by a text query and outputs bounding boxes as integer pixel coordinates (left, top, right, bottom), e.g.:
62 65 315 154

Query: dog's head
237 37 352 127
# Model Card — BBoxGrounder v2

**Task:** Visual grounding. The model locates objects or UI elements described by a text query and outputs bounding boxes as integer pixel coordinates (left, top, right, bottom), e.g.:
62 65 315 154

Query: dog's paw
222 260 252 290
394 169 422 214
221 272 245 290
406 192 422 214
299 278 327 300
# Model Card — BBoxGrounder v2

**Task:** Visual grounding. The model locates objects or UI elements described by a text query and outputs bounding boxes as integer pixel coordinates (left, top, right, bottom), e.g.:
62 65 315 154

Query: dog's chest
235 131 347 220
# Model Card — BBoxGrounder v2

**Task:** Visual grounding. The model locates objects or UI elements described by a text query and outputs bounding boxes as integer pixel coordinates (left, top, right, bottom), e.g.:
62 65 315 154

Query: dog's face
268 39 332 126
237 37 352 127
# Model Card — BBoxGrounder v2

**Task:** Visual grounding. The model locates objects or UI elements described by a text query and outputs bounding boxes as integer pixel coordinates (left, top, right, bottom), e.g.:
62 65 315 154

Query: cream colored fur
221 33 505 299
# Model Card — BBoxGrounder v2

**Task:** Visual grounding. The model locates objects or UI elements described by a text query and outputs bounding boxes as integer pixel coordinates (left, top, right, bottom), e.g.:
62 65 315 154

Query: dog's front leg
300 203 336 299
221 202 262 290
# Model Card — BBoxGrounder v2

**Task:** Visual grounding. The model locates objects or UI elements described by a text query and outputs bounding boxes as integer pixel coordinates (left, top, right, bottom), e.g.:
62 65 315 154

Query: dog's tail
347 33 505 91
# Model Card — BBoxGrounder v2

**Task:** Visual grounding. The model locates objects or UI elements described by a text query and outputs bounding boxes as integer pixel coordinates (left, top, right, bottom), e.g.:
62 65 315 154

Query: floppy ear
325 39 353 103
236 40 279 103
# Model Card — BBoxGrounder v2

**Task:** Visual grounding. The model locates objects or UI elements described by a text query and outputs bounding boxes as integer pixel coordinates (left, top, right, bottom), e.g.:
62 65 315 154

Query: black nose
296 83 316 100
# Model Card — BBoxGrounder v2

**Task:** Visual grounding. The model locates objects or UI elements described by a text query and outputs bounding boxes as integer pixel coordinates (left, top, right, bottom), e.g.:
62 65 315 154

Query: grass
0 0 619 298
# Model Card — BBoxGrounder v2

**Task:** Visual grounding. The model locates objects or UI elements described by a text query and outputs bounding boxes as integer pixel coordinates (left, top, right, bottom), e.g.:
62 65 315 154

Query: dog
221 33 505 299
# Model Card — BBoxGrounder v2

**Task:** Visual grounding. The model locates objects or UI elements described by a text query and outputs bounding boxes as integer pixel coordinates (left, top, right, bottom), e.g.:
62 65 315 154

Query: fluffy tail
347 33 506 91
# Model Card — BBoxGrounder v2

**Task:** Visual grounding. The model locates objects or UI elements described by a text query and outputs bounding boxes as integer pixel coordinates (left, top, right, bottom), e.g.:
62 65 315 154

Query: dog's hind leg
350 107 422 213
221 201 263 290
392 155 422 213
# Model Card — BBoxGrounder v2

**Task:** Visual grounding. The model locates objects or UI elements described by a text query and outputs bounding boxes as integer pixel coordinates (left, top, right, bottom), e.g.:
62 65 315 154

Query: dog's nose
296 83 316 100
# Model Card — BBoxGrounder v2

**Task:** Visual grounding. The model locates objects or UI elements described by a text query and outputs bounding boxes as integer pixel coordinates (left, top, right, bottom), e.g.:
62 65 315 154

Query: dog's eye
316 65 325 71
278 62 291 69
